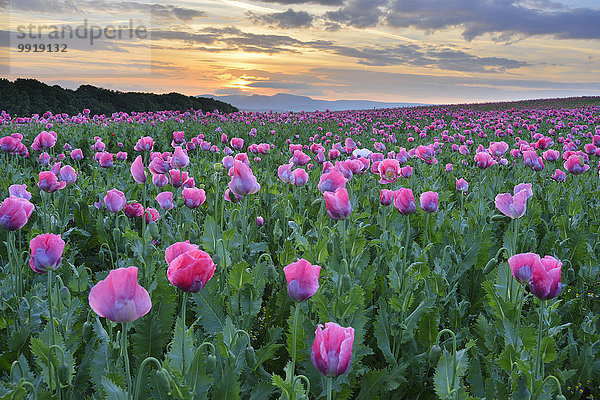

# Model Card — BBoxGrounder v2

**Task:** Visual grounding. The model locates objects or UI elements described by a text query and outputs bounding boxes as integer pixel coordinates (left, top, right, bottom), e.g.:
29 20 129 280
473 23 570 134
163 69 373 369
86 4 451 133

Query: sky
1 0 600 104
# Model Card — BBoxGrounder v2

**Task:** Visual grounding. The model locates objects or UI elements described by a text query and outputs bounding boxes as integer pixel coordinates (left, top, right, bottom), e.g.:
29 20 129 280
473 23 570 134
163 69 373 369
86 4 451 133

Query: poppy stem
402 216 411 291
534 299 545 382
327 376 333 400
181 292 187 374
47 269 56 394
121 322 133 400
289 303 300 400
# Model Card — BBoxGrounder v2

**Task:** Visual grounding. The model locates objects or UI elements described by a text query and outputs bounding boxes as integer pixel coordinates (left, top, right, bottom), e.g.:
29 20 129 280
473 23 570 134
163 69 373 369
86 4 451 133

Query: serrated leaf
229 262 251 292
399 297 435 344
212 364 240 400
101 376 129 400
131 301 175 362
192 285 225 336
373 303 395 364
356 364 407 400
540 336 557 363
433 349 469 400
166 316 196 376
498 344 518 372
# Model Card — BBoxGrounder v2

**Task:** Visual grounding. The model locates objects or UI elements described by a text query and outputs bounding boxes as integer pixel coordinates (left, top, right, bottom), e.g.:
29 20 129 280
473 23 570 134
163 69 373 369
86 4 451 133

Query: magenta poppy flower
31 130 57 151
455 178 468 193
564 155 589 175
474 152 497 169
508 253 540 284
528 255 562 300
228 160 260 196
38 171 66 193
256 216 264 227
89 266 152 323
98 152 114 168
494 189 529 219
230 137 244 150
514 183 533 199
318 169 347 193
9 184 32 200
135 136 154 152
170 146 189 169
420 191 439 213
59 165 77 184
552 169 566 182
0 196 35 231
29 233 65 274
149 156 170 175
489 141 509 158
116 152 128 161
445 163 453 172
291 150 311 166
292 168 309 186
169 169 192 189
131 155 147 184
156 191 174 210
0 136 19 153
311 322 354 377
378 159 400 184
394 188 416 215
323 187 352 220
278 164 294 183
70 149 83 161
166 242 215 293
380 189 395 206
124 203 144 218
51 162 61 176
104 189 126 213
173 131 185 145
223 156 235 170
284 259 321 302
182 187 206 209
234 152 250 165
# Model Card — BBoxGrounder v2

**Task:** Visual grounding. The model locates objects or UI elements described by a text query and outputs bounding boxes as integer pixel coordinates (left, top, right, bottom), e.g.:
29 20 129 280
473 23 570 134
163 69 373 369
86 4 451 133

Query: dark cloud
315 42 528 72
247 8 313 29
323 0 600 41
151 26 333 54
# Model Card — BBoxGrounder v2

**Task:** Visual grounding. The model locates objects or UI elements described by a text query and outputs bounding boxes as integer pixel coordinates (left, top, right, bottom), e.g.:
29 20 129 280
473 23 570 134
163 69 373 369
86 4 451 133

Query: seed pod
176 196 184 208
82 321 93 342
112 227 121 245
148 221 159 239
556 395 566 400
214 163 223 171
58 362 70 386
450 251 460 265
59 286 71 307
155 369 171 393
429 344 441 365
342 275 352 293
213 254 221 266
567 267 575 282
206 354 217 374
267 264 277 280
245 346 256 366
483 258 498 274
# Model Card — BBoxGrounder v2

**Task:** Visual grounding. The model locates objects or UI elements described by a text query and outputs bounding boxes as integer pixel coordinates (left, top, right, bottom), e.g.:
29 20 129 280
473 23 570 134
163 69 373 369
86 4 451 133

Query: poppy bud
267 264 277 280
82 321 93 342
450 251 460 265
483 258 498 274
59 286 71 307
566 267 575 282
429 344 441 365
58 362 70 385
148 221 159 239
245 346 256 366
156 369 171 393
112 228 121 246
342 274 352 293
206 354 217 374
491 214 506 221
213 253 221 266
556 396 566 400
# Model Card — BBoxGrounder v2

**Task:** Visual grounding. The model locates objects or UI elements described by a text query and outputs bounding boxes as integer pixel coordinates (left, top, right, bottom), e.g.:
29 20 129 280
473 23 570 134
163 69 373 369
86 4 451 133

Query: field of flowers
0 100 599 399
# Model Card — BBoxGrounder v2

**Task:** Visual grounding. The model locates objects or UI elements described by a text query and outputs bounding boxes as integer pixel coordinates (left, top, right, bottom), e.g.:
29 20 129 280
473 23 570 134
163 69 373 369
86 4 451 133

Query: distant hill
201 93 425 112
0 78 238 117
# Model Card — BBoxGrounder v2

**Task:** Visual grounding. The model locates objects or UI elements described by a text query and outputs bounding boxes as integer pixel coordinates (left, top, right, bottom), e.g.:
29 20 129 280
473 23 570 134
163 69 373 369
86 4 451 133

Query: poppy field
1 99 600 399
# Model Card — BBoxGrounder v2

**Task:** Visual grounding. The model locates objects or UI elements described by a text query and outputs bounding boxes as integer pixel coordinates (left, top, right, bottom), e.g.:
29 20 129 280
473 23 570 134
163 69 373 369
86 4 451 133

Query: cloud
250 0 343 5
323 0 600 41
314 41 528 72
151 26 333 54
4 0 206 22
247 8 314 29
